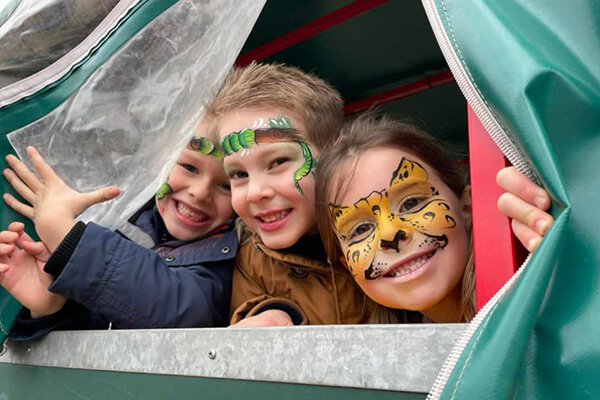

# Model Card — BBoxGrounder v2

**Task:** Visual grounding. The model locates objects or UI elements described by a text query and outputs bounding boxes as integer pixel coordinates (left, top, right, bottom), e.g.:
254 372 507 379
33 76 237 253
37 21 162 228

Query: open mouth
176 201 209 223
255 208 293 232
256 208 292 223
383 250 436 278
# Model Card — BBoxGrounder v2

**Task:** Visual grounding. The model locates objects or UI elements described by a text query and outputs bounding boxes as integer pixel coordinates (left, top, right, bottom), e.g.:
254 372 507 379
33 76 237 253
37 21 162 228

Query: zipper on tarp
420 0 537 398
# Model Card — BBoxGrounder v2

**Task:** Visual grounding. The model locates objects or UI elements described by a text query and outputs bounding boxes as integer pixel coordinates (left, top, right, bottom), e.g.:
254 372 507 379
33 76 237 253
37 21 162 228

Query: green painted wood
0 364 425 399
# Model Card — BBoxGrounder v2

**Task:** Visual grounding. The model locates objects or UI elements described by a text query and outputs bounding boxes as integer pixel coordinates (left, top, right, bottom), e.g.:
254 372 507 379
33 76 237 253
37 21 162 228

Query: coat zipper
420 0 537 398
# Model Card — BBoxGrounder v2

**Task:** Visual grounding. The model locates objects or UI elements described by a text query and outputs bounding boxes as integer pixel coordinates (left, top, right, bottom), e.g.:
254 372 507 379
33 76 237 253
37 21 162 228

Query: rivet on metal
208 350 217 360
26 346 32 353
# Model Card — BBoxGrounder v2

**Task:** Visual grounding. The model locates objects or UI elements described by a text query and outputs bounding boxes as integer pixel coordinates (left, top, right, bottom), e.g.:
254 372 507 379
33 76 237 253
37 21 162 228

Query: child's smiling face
156 145 233 242
219 107 319 249
330 147 470 319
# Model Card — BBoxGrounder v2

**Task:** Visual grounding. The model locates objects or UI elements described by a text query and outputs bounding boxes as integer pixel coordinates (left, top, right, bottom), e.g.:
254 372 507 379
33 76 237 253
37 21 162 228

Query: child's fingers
5 154 43 192
7 222 25 234
498 192 553 236
0 262 9 273
3 168 36 204
511 219 542 252
0 243 15 255
78 186 120 211
2 193 35 220
496 167 551 210
0 230 18 245
18 238 49 259
26 147 61 184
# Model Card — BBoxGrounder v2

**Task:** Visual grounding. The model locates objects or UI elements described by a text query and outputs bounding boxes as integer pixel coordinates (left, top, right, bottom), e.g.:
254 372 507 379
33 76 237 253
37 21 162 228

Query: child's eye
180 163 197 173
270 157 289 168
218 182 231 192
229 170 248 180
399 196 426 213
349 222 375 241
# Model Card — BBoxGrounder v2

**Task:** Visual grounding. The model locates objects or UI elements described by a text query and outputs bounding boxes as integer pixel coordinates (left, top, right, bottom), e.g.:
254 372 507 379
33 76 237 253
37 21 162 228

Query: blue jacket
10 204 237 340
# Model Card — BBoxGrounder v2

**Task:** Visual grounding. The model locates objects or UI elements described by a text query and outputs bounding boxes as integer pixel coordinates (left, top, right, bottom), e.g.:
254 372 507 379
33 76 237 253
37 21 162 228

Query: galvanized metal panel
0 324 464 393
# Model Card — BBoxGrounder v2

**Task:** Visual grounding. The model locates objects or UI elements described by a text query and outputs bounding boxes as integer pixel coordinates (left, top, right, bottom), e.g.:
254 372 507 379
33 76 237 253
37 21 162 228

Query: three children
1 61 553 333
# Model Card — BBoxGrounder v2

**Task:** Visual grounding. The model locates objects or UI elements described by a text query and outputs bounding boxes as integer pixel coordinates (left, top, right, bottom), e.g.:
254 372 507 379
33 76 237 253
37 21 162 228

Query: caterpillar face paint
218 107 318 249
155 136 233 242
221 116 315 195
330 148 470 316
189 136 224 159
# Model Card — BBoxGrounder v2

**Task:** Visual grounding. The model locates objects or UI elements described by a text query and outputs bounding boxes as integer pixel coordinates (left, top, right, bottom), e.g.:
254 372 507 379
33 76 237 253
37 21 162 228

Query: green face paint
268 115 293 129
220 115 315 195
156 182 173 200
188 136 223 159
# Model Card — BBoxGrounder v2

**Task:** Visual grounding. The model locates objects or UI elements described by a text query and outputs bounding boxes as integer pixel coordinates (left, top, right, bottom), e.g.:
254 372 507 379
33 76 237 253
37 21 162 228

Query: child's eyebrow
253 127 304 143
388 180 427 194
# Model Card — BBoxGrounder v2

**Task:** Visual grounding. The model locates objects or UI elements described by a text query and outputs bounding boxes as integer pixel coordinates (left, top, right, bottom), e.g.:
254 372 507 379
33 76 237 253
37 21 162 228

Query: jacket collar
250 231 330 271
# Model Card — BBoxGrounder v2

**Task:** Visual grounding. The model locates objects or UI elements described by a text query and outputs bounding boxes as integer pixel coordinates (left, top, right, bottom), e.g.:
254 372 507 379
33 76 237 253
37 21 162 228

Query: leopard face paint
220 115 315 195
331 158 458 282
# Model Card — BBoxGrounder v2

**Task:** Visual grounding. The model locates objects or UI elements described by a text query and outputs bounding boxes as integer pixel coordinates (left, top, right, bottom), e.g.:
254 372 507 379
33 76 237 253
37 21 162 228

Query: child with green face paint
0 125 237 339
206 62 375 327
316 114 476 323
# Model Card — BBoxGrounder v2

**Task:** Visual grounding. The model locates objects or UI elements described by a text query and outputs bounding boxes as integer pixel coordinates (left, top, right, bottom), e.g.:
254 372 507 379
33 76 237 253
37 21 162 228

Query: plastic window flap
6 0 265 230
0 0 121 88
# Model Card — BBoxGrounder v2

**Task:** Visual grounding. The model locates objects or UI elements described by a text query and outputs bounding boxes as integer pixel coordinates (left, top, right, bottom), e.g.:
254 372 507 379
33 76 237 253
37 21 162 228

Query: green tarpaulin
424 0 600 398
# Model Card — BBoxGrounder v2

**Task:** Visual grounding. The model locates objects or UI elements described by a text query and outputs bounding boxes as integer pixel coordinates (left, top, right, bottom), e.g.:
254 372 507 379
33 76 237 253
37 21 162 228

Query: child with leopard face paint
316 114 475 323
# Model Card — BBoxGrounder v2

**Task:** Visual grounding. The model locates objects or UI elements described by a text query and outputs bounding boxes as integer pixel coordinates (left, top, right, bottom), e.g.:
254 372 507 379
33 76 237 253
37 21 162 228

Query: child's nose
188 178 212 202
246 177 274 203
379 227 411 252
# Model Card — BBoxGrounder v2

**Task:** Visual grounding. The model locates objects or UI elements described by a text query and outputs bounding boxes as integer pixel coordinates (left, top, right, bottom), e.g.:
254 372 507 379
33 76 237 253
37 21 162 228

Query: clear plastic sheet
7 0 265 229
0 0 120 88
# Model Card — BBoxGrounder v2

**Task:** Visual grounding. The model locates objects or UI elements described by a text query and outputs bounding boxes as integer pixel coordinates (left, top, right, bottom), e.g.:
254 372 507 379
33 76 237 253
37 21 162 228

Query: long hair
315 113 475 322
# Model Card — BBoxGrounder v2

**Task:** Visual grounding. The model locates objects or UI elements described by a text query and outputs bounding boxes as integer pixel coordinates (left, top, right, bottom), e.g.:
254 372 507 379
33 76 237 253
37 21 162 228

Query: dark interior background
241 0 468 157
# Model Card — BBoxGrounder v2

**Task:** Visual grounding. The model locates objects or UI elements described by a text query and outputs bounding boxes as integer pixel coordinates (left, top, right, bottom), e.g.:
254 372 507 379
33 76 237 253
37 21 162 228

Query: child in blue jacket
0 130 236 339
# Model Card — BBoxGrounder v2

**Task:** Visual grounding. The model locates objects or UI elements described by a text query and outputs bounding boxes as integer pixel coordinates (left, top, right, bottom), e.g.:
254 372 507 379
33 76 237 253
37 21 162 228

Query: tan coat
230 227 375 325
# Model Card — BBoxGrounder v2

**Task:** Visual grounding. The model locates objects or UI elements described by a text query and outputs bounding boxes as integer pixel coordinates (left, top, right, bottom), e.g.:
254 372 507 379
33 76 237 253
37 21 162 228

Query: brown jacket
230 226 374 325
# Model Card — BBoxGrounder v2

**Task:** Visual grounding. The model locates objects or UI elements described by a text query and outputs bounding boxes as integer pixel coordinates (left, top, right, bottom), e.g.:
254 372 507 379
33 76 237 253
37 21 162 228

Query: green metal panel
427 0 600 398
0 364 425 399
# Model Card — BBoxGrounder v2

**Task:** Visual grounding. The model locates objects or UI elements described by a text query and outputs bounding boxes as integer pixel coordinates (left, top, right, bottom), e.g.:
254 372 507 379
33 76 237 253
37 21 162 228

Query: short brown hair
206 62 343 150
315 113 475 322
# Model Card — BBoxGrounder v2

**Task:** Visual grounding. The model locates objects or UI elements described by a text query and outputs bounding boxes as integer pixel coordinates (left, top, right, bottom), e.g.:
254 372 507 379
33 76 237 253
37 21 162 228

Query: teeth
177 202 207 222
385 252 434 278
259 210 289 223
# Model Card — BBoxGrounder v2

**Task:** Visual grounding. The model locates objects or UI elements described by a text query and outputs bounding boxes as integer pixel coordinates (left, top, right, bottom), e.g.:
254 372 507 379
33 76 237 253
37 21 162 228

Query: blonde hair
206 62 343 149
315 113 476 322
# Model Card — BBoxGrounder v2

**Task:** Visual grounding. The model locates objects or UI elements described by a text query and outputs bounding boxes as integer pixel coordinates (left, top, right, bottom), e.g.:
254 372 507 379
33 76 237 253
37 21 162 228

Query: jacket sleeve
229 259 307 325
48 223 233 328
9 300 108 341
